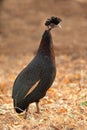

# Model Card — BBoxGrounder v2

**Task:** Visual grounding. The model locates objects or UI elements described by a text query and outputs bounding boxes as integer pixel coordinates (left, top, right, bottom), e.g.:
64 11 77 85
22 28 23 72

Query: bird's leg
23 106 29 119
36 101 40 114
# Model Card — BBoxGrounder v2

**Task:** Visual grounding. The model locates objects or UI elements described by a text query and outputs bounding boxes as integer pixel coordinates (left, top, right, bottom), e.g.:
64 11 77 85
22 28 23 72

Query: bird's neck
37 30 55 61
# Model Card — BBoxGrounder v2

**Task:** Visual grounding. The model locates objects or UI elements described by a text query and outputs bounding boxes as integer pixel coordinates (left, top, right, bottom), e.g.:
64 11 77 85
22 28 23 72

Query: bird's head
45 16 62 30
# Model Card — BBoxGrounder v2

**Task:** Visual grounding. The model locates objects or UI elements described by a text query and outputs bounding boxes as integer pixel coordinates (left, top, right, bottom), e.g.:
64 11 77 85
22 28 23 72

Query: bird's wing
12 56 43 103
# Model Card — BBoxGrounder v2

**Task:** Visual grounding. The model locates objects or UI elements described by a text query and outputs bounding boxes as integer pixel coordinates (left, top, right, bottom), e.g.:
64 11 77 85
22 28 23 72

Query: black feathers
45 16 62 26
12 16 62 119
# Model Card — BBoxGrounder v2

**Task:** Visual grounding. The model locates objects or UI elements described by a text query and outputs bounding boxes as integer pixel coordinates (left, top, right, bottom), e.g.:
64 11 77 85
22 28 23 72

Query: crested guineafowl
12 16 62 119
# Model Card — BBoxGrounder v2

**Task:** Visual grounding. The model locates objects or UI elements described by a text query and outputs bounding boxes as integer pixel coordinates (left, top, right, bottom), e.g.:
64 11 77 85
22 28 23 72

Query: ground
0 0 87 130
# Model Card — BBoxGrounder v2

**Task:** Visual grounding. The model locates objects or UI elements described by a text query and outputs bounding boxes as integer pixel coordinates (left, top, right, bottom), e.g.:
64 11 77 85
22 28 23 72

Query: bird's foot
36 102 40 114
23 106 29 119
23 112 27 119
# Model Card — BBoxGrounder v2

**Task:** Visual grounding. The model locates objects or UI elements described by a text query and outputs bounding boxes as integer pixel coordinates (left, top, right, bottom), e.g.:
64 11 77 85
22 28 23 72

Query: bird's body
12 30 56 113
12 16 62 118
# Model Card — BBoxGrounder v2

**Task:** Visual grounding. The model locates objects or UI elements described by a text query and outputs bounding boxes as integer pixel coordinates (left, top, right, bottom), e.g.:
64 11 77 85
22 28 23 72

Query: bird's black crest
45 16 62 27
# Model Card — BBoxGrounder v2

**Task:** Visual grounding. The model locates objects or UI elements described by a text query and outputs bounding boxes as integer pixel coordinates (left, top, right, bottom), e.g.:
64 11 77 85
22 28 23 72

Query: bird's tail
13 99 28 113
14 106 24 113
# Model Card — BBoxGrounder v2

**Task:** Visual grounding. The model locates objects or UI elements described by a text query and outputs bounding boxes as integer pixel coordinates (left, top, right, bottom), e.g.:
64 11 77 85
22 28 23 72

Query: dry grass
0 54 87 130
0 0 87 129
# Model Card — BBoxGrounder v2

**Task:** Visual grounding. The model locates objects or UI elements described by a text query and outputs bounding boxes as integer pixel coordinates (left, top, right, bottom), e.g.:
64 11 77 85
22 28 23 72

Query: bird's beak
58 23 62 29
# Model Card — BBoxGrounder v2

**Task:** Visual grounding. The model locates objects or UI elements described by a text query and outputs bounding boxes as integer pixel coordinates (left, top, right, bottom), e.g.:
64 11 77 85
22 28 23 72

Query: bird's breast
41 55 56 79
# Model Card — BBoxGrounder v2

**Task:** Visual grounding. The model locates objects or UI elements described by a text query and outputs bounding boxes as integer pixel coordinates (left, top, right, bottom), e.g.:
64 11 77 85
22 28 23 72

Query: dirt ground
0 0 87 130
